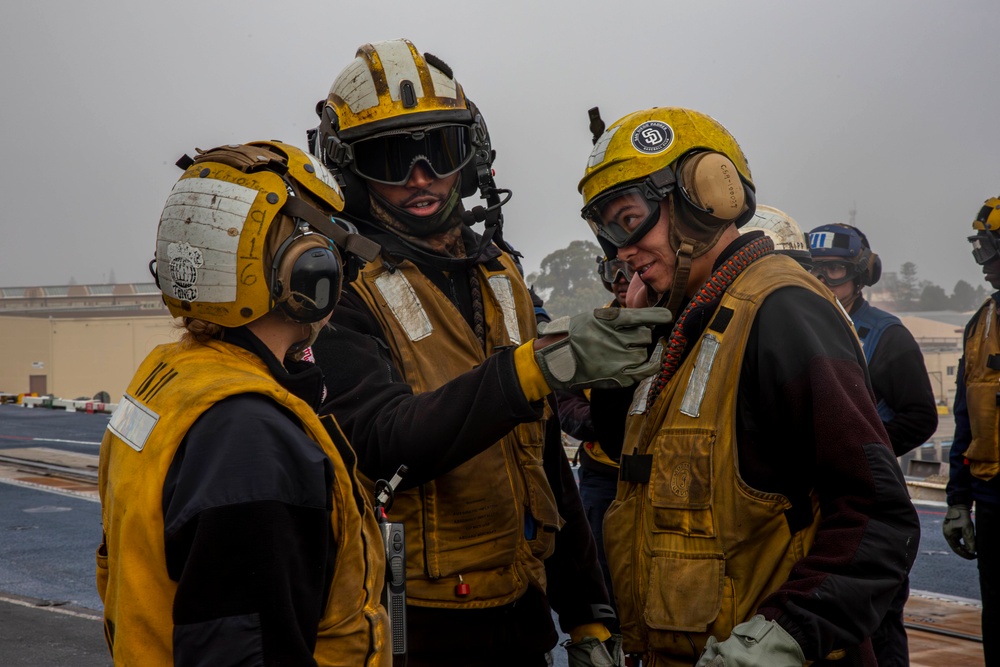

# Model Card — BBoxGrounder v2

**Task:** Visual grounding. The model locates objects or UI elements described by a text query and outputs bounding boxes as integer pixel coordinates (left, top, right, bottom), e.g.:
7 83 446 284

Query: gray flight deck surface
0 404 984 665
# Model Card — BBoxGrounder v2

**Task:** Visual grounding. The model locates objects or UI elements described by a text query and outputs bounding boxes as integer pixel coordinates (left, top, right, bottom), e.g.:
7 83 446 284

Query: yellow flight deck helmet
313 38 483 189
154 141 379 327
970 196 1000 265
323 38 471 139
311 38 504 233
580 107 756 311
580 107 755 253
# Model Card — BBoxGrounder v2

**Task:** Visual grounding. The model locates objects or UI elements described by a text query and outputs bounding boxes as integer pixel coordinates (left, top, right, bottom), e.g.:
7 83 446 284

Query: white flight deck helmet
740 204 812 268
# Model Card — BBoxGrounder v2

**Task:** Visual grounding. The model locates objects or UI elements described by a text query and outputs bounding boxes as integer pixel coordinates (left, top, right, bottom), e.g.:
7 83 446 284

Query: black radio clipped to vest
375 466 408 657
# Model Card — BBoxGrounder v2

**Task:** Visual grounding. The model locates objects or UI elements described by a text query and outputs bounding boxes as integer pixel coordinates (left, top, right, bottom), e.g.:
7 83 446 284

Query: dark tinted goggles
970 231 1000 266
351 124 474 185
582 187 664 248
808 260 856 286
598 258 635 284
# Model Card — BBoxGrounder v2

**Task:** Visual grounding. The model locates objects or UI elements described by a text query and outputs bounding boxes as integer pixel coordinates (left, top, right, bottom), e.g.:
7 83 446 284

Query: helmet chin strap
662 197 727 315
664 239 694 316
288 320 328 361
839 280 862 312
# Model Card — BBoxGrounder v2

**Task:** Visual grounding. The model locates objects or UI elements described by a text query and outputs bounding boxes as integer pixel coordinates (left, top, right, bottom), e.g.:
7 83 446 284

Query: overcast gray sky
2 0 998 294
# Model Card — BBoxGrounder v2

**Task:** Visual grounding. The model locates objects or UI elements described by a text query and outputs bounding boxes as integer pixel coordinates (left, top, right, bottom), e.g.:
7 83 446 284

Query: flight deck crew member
308 39 671 667
580 106 920 666
944 196 1000 666
97 142 389 666
808 222 937 667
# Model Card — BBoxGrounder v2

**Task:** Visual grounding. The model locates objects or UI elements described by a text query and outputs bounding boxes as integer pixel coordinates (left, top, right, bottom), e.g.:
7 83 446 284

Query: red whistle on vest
455 574 470 597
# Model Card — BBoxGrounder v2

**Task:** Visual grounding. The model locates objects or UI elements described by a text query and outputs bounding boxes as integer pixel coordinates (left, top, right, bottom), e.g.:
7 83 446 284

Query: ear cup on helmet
460 99 493 199
271 232 343 323
850 234 881 287
673 151 755 236
677 152 746 223
864 251 881 286
459 151 484 198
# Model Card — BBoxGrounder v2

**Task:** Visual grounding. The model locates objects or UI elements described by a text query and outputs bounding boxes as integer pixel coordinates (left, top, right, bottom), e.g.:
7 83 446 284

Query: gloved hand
534 307 672 391
943 504 977 559
695 615 804 667
563 634 625 667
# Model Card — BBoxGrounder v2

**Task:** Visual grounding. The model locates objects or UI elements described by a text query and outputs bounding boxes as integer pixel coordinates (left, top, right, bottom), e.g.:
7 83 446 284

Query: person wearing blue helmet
808 222 937 667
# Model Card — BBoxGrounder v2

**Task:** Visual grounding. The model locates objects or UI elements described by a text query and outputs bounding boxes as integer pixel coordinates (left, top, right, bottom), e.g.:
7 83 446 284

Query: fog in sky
3 0 998 294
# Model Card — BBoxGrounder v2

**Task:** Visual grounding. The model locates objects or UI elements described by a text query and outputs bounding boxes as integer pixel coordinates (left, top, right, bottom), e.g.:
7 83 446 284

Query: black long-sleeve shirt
161 327 337 666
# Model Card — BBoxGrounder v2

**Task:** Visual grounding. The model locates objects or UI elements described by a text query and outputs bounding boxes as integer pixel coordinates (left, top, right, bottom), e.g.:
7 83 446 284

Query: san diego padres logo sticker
631 121 673 154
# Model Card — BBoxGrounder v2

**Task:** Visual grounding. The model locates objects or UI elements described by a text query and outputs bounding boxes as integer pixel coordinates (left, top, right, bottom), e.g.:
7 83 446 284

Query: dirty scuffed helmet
155 141 378 326
970 196 1000 265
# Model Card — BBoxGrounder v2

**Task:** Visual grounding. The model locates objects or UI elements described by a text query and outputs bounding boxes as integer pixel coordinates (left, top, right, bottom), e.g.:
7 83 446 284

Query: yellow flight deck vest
97 339 389 667
963 297 1000 481
604 255 844 665
352 251 564 609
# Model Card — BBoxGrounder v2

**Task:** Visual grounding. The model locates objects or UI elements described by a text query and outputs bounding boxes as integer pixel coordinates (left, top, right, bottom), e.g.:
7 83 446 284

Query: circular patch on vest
670 462 691 498
631 121 674 155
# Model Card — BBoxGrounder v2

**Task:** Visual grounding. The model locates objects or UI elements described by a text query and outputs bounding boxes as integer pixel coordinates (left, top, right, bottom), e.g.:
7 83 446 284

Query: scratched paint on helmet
305 153 343 198
373 39 425 102
332 57 380 115
157 178 257 304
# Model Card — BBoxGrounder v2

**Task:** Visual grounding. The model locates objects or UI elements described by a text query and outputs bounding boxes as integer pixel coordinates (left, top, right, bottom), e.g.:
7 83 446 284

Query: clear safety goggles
582 185 669 249
598 257 635 284
808 260 856 287
969 231 1000 266
350 124 474 185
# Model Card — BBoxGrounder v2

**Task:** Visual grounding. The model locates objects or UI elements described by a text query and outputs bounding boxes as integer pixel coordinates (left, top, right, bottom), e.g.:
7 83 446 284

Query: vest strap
619 453 653 483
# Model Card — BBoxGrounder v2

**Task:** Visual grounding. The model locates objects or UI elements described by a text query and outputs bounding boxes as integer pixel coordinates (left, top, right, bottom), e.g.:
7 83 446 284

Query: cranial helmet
742 205 811 268
312 38 496 231
807 223 881 287
579 107 756 312
969 196 1000 265
154 141 379 327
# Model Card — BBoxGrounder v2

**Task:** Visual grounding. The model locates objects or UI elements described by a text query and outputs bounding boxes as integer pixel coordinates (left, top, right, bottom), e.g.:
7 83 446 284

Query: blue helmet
807 223 881 287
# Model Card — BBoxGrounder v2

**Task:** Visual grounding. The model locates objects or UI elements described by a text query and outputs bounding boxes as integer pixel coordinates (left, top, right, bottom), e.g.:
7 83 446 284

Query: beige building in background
0 283 179 402
898 312 969 410
0 283 977 419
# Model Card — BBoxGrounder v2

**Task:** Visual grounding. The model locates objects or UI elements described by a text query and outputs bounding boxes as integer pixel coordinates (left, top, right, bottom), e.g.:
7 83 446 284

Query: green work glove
534 307 672 391
695 615 805 667
943 504 977 560
563 634 625 667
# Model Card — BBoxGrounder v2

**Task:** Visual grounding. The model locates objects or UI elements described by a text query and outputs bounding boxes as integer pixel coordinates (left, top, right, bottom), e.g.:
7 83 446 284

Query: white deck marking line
0 595 102 620
0 477 100 502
